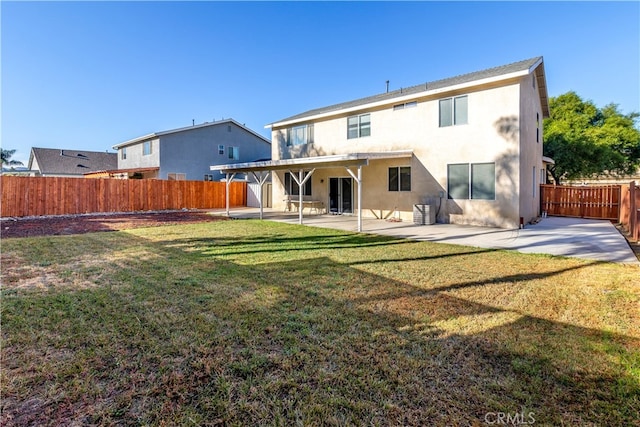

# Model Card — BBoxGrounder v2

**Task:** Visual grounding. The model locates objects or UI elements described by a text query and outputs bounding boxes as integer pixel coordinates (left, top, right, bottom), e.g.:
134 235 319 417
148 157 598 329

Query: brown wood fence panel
540 184 621 221
620 182 640 241
0 176 247 217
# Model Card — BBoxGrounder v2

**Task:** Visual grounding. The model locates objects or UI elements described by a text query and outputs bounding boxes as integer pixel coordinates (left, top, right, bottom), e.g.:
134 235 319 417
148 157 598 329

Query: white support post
288 168 316 225
357 165 362 232
225 172 236 217
345 165 363 232
251 171 270 220
298 169 304 225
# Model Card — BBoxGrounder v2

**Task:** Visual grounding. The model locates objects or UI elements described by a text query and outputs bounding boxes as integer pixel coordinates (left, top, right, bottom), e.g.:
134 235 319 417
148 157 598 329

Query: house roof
28 148 118 176
113 118 271 149
270 56 549 127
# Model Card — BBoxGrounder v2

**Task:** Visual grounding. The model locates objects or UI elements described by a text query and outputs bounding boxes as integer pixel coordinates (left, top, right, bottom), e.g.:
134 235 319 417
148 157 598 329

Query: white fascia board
112 133 157 149
528 57 544 74
269 70 531 129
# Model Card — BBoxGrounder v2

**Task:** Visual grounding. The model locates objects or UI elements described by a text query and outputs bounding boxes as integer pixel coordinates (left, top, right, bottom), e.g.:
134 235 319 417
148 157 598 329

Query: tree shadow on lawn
133 229 639 424
3 230 638 426
224 256 639 425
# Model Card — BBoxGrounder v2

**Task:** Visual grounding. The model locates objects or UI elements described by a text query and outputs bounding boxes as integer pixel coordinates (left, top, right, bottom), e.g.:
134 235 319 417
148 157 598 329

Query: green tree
1 149 24 169
543 91 640 184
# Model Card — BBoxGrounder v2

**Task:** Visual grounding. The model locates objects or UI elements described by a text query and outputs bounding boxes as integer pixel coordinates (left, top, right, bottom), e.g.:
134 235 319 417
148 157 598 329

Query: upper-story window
218 144 224 155
439 95 468 127
121 147 127 160
347 113 371 139
393 101 417 111
228 146 239 160
286 124 314 146
143 141 152 156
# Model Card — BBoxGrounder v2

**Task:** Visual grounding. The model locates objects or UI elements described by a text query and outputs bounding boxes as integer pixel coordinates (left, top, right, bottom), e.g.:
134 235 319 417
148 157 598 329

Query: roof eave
113 119 271 150
269 70 531 128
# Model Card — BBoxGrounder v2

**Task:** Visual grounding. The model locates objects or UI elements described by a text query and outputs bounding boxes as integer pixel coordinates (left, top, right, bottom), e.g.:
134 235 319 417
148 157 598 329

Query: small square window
388 166 411 192
439 96 468 127
347 114 370 139
228 146 239 160
287 124 314 146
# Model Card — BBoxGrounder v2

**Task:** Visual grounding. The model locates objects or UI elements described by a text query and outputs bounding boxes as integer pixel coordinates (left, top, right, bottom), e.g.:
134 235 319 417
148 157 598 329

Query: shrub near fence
0 176 247 218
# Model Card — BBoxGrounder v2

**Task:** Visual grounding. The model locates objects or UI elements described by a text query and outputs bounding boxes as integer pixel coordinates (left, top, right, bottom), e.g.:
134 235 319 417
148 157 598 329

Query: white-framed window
284 172 312 196
536 112 540 143
168 173 186 181
447 163 495 200
286 124 314 146
218 145 224 155
121 147 127 160
143 141 152 156
228 146 239 160
347 113 371 139
204 174 214 181
388 167 411 192
393 101 418 111
439 95 468 127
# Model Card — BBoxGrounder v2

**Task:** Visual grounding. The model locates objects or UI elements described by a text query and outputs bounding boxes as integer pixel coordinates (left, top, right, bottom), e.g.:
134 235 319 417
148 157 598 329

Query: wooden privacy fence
0 176 247 218
620 182 640 241
540 184 621 220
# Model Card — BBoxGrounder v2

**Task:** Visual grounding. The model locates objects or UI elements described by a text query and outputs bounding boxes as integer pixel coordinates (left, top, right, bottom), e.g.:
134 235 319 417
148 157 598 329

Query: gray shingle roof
275 56 544 124
29 148 118 175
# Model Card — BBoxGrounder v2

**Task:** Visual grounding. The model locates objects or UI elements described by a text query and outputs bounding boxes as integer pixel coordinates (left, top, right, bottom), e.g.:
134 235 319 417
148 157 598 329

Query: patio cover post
251 171 270 220
225 172 236 217
288 168 316 225
345 165 363 232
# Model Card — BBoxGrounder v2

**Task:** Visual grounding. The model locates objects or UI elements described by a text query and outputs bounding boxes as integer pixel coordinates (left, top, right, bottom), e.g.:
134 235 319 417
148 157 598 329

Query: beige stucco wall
518 73 545 224
272 75 543 228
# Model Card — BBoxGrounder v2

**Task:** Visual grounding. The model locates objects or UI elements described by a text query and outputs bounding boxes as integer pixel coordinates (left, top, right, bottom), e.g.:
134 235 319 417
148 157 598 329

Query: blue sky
2 1 639 165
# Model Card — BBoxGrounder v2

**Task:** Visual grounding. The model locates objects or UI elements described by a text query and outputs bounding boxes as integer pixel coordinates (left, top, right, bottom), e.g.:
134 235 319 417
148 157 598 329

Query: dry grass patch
1 220 638 425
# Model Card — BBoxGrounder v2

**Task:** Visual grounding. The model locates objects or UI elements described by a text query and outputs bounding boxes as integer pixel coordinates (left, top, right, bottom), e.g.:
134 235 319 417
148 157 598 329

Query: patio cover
210 150 413 231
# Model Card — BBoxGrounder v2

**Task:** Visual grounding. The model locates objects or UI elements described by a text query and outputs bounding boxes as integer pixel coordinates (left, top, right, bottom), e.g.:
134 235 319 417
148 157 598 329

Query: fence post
630 181 638 241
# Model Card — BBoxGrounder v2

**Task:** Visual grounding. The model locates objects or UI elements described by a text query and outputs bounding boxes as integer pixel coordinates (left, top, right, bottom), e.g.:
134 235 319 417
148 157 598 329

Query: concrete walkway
221 208 639 265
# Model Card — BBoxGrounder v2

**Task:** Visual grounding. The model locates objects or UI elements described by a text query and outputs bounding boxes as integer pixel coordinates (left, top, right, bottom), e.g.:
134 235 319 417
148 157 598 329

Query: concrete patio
212 208 639 265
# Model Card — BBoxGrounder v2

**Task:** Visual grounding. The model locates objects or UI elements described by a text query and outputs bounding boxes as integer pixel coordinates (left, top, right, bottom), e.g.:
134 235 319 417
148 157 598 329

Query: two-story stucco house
212 57 550 229
112 119 271 181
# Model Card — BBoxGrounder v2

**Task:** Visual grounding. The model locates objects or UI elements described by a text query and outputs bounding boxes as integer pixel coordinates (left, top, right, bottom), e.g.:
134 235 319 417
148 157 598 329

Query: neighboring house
27 148 117 177
213 57 550 229
111 119 271 181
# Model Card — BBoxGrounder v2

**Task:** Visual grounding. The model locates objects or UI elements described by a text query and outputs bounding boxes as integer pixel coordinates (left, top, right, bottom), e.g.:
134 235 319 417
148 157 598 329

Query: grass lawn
1 219 639 425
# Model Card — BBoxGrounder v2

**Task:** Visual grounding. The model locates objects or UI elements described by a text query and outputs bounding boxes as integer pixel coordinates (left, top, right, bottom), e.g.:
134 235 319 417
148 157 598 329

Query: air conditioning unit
413 204 436 225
